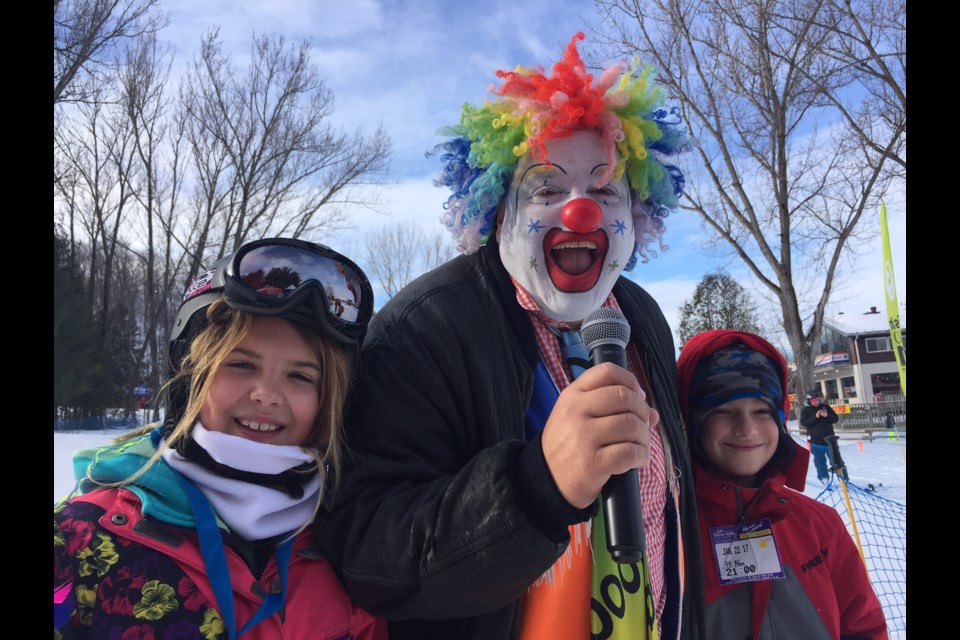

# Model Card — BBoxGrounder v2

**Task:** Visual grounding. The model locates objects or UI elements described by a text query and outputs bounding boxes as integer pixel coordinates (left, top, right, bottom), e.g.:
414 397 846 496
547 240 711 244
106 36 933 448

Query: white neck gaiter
162 422 322 540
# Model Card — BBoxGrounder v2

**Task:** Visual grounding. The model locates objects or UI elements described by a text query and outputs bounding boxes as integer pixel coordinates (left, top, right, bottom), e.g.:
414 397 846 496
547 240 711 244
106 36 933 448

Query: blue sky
156 0 907 345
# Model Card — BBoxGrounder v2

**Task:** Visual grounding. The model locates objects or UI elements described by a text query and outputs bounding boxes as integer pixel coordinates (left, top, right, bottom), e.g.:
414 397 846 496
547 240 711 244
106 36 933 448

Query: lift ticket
709 518 785 585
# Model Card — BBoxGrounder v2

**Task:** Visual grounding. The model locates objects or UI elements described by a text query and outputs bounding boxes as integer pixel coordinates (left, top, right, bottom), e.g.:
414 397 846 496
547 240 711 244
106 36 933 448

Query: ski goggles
180 238 374 344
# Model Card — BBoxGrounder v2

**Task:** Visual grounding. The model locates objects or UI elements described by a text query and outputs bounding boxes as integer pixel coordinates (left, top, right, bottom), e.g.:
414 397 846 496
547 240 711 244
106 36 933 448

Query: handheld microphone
580 307 646 564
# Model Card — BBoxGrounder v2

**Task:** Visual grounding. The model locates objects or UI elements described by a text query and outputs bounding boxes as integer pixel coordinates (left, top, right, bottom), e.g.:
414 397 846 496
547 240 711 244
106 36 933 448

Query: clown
315 33 704 640
497 129 635 322
433 31 686 324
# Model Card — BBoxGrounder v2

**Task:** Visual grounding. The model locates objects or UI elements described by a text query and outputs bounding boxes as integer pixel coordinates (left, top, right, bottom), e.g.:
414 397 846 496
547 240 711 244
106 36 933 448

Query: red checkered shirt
512 281 671 628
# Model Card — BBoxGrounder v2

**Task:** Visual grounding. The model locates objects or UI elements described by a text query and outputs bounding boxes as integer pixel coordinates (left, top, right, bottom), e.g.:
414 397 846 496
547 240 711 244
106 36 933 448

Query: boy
676 329 887 640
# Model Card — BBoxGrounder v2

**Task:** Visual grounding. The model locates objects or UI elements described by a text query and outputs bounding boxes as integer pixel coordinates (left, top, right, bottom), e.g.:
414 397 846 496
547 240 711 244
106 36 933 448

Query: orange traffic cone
858 441 864 454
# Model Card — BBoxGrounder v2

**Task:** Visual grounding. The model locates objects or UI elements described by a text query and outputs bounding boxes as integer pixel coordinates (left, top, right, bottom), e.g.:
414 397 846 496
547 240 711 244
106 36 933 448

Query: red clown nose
561 198 603 233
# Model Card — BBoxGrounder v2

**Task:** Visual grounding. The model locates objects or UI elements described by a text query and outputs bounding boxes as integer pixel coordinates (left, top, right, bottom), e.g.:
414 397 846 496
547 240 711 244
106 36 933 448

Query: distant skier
800 388 848 483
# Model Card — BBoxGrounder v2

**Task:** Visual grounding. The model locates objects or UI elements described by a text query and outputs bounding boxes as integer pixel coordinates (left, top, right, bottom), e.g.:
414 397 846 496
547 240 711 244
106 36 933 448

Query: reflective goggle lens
235 244 367 324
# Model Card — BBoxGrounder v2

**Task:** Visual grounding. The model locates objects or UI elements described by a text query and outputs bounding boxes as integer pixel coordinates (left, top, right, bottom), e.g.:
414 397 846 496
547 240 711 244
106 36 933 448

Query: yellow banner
880 203 906 396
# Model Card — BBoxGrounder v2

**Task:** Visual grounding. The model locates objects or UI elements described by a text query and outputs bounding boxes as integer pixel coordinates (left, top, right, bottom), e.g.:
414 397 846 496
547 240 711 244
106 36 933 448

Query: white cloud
145 0 906 341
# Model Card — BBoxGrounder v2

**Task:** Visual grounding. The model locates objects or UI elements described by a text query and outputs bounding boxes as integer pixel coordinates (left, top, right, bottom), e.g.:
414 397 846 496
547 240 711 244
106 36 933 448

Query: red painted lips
543 228 609 292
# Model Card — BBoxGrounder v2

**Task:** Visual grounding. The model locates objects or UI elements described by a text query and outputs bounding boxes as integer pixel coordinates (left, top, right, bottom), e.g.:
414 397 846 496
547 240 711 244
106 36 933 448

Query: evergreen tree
678 271 761 348
99 293 141 416
54 229 103 420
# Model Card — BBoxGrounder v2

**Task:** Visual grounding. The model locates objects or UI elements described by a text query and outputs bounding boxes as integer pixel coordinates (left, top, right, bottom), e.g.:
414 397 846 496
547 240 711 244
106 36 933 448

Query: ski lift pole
825 435 868 575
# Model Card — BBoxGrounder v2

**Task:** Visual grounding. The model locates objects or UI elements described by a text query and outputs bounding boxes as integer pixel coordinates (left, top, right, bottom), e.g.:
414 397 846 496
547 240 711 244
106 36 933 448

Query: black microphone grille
579 307 631 349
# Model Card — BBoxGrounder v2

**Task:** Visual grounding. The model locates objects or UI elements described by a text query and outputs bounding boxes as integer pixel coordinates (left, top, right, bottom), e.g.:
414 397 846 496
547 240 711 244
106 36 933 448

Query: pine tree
678 271 761 348
54 229 103 421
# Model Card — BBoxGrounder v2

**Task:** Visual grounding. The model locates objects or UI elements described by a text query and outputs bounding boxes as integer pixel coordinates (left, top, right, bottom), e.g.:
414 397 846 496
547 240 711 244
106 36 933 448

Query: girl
54 238 387 640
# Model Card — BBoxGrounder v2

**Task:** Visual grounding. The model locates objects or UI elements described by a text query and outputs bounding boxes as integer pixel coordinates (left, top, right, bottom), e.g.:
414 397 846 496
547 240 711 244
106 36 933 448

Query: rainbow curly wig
430 32 689 270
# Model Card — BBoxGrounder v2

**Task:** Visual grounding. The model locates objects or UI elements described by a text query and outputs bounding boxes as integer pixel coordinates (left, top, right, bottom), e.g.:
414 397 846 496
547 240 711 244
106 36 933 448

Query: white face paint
498 130 634 324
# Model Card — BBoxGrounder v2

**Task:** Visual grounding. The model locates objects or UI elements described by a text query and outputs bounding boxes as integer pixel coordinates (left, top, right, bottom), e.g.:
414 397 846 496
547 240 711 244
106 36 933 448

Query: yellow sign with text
880 203 906 397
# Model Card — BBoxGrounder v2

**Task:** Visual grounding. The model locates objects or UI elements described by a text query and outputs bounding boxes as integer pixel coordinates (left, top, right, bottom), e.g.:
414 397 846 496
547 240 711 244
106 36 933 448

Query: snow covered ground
52 420 908 504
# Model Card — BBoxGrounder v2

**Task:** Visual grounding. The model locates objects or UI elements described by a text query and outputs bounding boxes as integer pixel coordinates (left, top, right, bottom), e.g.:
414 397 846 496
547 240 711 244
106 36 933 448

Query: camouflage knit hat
688 342 794 468
688 343 784 428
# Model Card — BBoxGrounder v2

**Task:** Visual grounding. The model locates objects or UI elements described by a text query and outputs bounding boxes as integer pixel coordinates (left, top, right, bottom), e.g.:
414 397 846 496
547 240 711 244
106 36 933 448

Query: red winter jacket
676 330 888 640
54 487 387 640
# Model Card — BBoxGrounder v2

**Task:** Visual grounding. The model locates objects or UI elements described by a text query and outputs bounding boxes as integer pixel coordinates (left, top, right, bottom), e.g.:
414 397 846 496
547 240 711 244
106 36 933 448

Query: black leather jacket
315 240 705 640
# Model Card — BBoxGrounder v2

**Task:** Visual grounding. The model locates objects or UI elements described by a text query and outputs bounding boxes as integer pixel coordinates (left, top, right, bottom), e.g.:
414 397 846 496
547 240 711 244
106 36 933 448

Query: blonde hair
113 299 355 512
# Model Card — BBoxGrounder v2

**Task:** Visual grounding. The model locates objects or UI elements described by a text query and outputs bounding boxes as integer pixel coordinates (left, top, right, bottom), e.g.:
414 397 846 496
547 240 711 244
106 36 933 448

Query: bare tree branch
591 0 903 393
179 30 393 266
54 0 169 105
363 225 456 299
